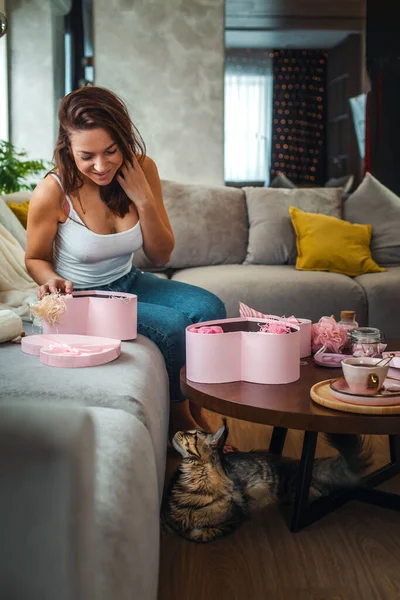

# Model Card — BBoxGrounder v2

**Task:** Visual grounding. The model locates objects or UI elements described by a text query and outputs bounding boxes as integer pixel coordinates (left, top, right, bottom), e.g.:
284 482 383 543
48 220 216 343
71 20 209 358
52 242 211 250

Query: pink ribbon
46 343 105 355
239 302 300 326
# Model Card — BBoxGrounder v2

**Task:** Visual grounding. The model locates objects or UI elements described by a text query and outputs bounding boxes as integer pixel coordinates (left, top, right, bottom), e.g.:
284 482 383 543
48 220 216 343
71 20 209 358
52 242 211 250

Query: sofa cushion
243 187 342 265
325 174 354 194
354 267 400 337
269 172 297 189
289 206 385 276
171 264 367 325
2 191 32 204
0 198 27 249
344 173 400 267
6 200 30 228
134 180 248 271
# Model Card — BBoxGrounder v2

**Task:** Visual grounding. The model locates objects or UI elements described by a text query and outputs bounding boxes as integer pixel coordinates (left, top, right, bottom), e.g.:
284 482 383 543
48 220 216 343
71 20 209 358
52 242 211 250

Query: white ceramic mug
341 357 389 395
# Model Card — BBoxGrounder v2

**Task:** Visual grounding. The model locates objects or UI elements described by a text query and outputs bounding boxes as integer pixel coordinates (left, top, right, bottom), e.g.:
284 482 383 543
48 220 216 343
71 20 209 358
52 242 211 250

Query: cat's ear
209 419 229 448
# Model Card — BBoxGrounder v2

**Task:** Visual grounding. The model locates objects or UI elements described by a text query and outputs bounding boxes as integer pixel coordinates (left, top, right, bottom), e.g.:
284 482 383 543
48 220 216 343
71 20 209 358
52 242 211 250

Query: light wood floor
159 411 400 600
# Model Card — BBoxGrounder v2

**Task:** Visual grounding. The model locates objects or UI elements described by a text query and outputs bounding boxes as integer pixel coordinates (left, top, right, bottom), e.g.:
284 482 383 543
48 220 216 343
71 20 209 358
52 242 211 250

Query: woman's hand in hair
116 154 174 265
38 278 74 299
116 153 155 209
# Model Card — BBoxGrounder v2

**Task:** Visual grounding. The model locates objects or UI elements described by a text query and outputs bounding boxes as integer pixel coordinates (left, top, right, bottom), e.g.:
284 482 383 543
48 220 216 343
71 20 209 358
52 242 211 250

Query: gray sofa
133 173 400 337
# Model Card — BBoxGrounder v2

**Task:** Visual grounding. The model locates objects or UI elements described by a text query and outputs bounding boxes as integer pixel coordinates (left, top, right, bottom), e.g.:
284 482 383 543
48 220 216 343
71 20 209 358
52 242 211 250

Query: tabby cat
161 420 372 543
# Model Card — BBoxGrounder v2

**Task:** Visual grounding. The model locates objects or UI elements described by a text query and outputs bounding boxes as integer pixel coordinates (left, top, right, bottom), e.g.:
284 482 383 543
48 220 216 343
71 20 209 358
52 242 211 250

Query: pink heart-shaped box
186 317 300 385
40 291 137 340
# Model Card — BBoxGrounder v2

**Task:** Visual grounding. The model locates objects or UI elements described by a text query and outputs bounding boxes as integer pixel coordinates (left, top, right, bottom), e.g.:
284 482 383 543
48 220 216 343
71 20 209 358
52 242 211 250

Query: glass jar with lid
338 311 358 332
349 327 381 357
338 311 359 349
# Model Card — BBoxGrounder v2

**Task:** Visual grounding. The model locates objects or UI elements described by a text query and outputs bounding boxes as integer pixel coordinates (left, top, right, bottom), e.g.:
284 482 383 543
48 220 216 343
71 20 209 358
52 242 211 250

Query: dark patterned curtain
270 49 327 186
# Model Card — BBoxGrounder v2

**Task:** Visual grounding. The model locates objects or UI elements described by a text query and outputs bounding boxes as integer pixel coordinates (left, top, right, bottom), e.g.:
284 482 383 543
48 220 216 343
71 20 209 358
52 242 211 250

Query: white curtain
224 51 273 184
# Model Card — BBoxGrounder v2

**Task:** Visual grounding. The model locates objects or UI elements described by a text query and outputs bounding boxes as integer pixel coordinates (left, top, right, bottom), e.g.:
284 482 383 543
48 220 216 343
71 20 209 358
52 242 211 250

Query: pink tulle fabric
311 316 348 353
258 321 292 334
193 326 224 334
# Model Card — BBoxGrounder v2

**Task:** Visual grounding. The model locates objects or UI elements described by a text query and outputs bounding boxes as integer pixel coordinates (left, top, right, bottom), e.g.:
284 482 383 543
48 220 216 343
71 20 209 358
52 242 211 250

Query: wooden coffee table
180 340 400 532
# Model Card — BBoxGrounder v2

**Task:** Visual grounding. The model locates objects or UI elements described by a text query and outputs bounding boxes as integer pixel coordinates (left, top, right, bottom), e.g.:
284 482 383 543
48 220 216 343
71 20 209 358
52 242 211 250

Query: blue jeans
83 267 226 403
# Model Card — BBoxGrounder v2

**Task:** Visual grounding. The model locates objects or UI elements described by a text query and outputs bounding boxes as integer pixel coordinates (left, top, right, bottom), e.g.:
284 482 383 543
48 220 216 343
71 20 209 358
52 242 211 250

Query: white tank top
51 174 143 289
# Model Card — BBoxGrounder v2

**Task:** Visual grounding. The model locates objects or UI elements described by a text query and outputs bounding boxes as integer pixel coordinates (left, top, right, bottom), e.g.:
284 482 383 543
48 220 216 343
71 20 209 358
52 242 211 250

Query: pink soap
186 317 300 385
21 334 121 368
41 291 137 340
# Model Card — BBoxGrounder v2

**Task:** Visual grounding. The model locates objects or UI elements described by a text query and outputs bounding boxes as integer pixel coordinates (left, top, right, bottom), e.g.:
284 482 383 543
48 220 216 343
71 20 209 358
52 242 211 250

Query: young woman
25 86 226 433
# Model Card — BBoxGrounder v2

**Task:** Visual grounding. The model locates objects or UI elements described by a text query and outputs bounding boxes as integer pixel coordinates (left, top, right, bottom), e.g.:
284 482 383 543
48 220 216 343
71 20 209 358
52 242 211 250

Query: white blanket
0 222 38 320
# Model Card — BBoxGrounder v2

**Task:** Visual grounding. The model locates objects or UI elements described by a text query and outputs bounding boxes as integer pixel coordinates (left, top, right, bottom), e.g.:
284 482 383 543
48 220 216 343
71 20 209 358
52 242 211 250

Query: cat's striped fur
161 420 372 543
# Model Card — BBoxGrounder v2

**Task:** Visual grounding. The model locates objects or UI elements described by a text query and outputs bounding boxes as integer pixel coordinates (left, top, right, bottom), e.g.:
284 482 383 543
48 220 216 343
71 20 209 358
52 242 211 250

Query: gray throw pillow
325 174 354 194
343 173 400 267
133 179 249 270
244 187 342 265
268 172 297 189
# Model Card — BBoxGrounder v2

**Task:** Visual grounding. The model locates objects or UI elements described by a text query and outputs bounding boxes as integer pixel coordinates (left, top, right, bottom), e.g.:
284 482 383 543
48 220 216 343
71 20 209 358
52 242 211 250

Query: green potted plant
0 140 52 195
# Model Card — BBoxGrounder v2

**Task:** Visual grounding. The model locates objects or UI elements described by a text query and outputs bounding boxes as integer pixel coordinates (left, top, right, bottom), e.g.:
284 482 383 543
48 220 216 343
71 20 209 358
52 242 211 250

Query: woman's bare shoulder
29 174 64 214
139 155 161 187
139 154 158 172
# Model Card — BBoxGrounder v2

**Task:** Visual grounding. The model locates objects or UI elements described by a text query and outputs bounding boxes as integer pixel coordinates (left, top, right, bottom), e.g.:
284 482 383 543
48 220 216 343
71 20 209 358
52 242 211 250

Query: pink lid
21 334 121 368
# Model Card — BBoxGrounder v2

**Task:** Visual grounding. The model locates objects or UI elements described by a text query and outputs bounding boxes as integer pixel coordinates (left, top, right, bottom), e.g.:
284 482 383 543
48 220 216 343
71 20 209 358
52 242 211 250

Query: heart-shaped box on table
186 317 301 385
40 290 137 340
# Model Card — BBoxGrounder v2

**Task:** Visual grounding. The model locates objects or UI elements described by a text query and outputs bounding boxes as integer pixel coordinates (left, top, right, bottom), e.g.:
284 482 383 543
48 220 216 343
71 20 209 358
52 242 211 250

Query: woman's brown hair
53 86 146 218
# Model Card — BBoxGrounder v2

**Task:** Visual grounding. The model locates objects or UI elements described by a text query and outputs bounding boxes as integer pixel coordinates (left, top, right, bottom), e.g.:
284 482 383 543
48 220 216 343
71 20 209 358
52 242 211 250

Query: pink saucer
313 353 345 368
21 334 121 368
330 377 400 406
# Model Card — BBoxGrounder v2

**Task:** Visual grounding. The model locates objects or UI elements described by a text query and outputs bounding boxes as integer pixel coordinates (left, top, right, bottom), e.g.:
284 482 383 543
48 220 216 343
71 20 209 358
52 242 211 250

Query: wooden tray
310 380 400 415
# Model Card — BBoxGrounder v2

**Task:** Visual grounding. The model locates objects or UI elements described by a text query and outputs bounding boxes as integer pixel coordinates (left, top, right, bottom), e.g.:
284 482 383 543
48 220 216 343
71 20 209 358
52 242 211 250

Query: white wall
0 0 8 140
94 0 224 185
8 0 55 161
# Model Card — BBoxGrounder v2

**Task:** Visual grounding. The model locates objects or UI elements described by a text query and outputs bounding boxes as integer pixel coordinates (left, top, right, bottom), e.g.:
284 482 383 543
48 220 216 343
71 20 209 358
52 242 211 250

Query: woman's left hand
116 153 154 209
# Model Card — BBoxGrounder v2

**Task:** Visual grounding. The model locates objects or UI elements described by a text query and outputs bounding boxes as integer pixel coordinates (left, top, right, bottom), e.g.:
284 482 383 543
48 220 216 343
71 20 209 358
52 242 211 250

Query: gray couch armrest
0 404 96 600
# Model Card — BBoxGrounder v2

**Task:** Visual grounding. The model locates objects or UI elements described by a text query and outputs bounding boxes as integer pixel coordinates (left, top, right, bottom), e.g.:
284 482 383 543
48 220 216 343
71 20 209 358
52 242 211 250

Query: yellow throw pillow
6 200 30 228
289 206 386 276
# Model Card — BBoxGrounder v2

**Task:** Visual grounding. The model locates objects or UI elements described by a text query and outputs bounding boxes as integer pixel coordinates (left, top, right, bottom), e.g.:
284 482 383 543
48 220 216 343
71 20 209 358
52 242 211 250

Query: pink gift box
41 291 137 340
21 334 121 368
186 317 300 384
297 318 312 358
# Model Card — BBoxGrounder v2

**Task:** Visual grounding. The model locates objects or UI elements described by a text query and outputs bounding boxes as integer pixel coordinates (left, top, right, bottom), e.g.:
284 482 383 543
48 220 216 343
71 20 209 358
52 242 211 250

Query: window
224 51 273 184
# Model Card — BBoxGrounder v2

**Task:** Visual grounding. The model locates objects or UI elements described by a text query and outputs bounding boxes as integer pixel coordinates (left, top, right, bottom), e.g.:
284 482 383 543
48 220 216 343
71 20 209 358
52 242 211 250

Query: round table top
181 340 400 435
